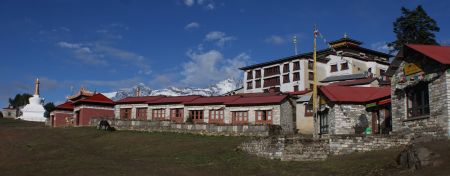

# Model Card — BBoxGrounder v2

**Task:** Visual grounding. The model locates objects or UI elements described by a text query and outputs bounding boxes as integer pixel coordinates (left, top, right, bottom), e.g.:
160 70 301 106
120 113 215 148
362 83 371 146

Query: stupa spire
34 78 40 96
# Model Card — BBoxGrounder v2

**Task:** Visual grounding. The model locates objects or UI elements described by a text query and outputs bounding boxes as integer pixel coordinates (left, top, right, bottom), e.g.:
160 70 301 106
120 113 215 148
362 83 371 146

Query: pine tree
388 5 440 52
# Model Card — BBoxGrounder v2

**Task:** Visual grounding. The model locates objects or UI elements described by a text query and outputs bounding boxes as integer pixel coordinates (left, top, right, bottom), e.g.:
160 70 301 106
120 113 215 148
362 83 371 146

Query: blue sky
1 0 449 107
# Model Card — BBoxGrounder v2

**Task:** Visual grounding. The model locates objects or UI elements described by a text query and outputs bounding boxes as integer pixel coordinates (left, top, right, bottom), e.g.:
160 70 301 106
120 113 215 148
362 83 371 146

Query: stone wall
329 134 410 155
239 134 411 161
391 60 450 138
238 136 329 161
329 104 369 135
280 99 295 134
91 119 276 136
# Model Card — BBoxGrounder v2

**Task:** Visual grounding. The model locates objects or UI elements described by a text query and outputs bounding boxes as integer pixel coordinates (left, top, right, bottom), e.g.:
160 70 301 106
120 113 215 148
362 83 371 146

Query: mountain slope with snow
103 78 242 101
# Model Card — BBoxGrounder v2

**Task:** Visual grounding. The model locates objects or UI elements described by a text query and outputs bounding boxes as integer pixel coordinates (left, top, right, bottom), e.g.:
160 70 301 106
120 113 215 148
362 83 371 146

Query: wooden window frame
263 77 280 87
247 71 253 80
308 72 314 81
209 109 224 124
304 104 313 116
152 109 166 121
341 62 349 70
231 111 248 125
319 112 329 134
255 110 273 124
308 60 313 70
255 79 261 88
293 61 300 71
330 64 338 72
406 83 430 119
283 64 290 73
264 66 280 77
170 108 184 123
293 72 300 81
255 70 261 78
189 110 204 123
293 85 299 91
283 74 290 83
247 81 253 90
136 107 147 120
120 108 132 120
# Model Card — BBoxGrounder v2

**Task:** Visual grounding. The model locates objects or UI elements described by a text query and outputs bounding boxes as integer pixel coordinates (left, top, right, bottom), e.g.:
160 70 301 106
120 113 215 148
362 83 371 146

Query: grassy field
0 118 447 176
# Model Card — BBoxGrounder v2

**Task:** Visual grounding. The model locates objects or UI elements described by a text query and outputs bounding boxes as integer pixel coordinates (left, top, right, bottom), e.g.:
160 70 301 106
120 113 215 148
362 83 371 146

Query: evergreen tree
8 93 33 108
44 102 56 118
388 5 440 52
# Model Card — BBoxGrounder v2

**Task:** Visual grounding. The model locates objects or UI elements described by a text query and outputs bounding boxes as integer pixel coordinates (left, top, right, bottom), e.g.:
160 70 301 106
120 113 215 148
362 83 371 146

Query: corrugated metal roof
320 73 368 83
147 96 202 104
74 93 115 105
224 95 288 106
55 101 74 110
320 85 390 104
184 96 241 105
406 44 450 64
296 95 311 102
115 96 165 104
328 77 376 86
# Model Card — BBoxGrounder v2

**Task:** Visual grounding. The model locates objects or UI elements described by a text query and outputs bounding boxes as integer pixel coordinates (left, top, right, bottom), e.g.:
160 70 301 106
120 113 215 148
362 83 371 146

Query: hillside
0 119 449 176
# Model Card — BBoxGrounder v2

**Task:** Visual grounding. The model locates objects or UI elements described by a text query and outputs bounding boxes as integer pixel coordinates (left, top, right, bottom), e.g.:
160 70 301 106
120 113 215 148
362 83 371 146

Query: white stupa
18 78 46 122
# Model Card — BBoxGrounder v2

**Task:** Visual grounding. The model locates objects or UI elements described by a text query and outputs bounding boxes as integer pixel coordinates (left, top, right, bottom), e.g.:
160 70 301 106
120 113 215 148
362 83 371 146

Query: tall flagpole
313 26 318 119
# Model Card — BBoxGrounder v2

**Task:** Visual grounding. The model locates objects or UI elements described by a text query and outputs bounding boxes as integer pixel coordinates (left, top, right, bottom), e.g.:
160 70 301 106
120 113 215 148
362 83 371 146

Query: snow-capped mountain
103 78 242 101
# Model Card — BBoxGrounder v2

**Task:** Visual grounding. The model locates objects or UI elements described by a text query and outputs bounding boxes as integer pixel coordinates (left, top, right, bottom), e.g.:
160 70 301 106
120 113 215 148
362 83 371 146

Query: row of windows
120 108 184 121
330 62 349 72
120 108 274 125
246 61 303 80
247 72 301 90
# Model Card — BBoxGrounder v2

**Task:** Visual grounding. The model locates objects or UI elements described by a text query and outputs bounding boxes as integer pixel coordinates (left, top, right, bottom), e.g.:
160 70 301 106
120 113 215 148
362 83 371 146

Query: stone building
112 93 296 134
114 96 165 120
315 85 391 137
50 87 115 127
2 105 18 119
389 44 450 138
239 36 391 134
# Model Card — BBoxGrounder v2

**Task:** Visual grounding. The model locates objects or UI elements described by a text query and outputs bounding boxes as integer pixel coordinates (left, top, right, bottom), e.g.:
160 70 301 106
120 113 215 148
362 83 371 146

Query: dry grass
0 118 447 176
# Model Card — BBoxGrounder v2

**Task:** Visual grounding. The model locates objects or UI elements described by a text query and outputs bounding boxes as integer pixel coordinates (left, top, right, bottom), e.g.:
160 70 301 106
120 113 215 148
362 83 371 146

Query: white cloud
82 77 143 89
181 0 217 10
371 42 393 53
205 31 236 47
57 41 150 74
184 22 200 30
57 42 82 49
206 3 214 10
183 0 195 6
265 35 286 45
181 50 249 86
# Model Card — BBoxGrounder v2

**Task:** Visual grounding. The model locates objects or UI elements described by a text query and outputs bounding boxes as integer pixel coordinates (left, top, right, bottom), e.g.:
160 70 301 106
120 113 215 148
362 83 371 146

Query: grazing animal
98 120 115 131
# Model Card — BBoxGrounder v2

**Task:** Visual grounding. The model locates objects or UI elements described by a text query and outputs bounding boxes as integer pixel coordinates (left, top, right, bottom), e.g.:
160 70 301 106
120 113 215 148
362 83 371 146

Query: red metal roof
225 95 288 106
328 78 377 86
406 44 450 64
147 96 202 104
288 90 312 95
320 85 391 104
115 96 165 104
74 93 115 105
183 96 241 105
234 92 284 97
55 101 74 110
